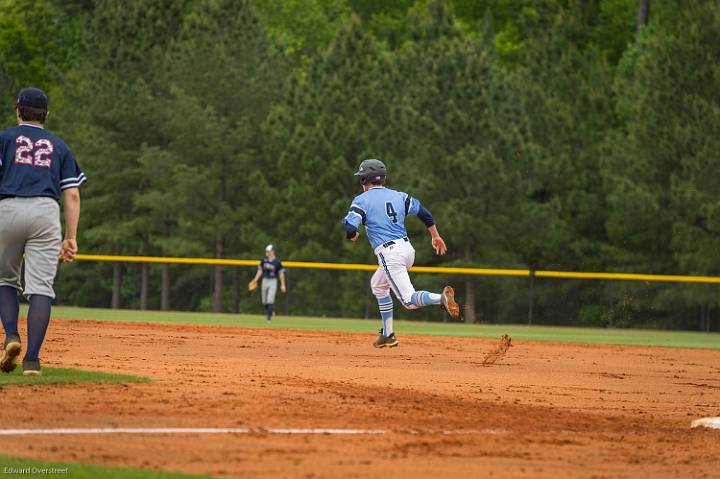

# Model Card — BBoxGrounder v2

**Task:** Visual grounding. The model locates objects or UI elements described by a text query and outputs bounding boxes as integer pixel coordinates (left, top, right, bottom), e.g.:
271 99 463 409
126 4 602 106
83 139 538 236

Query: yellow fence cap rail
73 254 720 284
75 254 258 267
535 270 720 284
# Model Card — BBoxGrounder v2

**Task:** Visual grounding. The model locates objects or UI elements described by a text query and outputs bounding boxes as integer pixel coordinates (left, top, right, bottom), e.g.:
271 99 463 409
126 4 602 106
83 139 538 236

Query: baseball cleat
373 330 399 348
441 286 460 320
22 358 41 377
0 334 22 374
373 329 385 348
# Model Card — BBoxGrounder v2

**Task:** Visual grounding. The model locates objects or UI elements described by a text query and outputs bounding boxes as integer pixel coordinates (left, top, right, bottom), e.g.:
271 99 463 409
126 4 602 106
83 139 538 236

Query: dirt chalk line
0 427 512 436
0 427 385 436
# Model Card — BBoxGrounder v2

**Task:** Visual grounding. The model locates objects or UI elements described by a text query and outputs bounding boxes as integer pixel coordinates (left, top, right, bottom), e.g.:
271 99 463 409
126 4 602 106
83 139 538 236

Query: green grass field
0 366 149 386
0 455 214 479
41 306 720 350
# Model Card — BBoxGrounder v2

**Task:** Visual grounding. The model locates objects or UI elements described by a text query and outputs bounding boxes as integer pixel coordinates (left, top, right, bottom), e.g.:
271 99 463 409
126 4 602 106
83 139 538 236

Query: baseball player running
249 244 286 321
343 159 460 348
0 87 86 376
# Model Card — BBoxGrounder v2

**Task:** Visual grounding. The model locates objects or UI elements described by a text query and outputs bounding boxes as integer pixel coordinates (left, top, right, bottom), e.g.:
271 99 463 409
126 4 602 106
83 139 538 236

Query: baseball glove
248 280 258 292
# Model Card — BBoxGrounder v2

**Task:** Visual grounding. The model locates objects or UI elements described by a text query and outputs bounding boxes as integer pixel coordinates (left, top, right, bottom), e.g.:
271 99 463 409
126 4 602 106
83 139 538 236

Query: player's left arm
61 188 81 262
279 262 287 292
406 195 447 256
59 148 86 263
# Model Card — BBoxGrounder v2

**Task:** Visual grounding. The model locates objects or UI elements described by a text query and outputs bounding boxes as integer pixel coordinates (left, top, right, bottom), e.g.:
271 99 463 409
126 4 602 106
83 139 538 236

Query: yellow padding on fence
73 254 720 284
75 254 259 267
74 254 532 275
534 270 720 284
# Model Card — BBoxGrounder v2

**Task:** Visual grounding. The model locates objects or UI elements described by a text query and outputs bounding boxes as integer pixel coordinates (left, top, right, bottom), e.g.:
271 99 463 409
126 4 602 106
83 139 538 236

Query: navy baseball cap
16 87 48 110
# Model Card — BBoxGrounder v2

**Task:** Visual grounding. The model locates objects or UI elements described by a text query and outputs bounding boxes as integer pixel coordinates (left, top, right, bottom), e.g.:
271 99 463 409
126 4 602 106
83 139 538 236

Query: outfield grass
0 366 150 386
40 306 720 350
0 455 214 478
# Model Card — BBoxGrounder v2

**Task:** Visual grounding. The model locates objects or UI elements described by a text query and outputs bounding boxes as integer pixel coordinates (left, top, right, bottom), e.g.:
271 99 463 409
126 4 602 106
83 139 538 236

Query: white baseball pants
371 240 420 309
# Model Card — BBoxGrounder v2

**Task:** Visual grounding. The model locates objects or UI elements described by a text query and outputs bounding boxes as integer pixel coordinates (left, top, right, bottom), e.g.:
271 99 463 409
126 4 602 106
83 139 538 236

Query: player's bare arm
428 225 447 256
61 187 81 263
409 194 446 256
280 270 287 293
251 268 262 283
249 267 262 290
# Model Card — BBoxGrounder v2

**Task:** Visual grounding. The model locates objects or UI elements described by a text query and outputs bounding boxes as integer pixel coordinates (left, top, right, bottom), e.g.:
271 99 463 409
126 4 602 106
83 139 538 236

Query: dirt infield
1 319 719 478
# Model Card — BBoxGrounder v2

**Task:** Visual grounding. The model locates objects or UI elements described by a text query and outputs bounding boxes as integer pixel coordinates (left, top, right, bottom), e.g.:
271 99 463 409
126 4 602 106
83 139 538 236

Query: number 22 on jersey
15 136 54 168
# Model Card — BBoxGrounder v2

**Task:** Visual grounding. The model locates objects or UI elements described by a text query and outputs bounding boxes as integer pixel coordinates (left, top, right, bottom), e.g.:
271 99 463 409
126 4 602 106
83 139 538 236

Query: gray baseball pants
261 278 278 305
0 197 61 299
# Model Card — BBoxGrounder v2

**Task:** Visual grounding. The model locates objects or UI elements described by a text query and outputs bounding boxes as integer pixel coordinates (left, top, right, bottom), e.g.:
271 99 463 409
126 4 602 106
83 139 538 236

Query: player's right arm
59 147 86 263
342 197 366 241
247 261 263 291
252 263 263 283
0 130 8 169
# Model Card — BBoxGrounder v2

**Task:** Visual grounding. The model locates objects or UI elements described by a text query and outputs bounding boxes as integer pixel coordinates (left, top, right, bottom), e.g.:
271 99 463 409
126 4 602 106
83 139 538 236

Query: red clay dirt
1 318 719 478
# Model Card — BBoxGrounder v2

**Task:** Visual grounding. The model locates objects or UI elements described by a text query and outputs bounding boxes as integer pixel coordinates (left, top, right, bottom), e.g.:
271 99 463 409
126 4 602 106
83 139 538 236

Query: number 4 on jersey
385 202 398 223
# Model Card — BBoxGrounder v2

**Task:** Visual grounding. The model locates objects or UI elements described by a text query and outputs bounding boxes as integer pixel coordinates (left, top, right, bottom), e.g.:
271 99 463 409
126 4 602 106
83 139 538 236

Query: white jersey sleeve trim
60 176 87 190
60 173 86 184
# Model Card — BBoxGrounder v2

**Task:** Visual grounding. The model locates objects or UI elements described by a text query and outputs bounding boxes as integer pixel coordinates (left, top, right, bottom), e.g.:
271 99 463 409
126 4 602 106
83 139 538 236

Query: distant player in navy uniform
342 159 460 348
0 87 86 376
249 244 286 321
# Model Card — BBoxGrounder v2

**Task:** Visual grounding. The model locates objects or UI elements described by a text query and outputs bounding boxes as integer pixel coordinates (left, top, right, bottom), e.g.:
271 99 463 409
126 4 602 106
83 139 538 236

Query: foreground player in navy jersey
343 159 460 348
0 87 86 376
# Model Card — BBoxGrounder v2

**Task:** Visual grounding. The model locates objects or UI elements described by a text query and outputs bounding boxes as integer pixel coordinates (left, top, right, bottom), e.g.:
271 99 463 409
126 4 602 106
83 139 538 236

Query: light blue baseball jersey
343 186 422 250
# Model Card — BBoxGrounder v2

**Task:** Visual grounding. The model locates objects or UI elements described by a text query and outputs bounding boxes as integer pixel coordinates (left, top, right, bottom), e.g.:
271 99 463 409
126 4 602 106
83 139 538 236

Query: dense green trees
164 0 286 312
0 58 11 122
1 0 718 330
604 1 720 328
265 16 395 317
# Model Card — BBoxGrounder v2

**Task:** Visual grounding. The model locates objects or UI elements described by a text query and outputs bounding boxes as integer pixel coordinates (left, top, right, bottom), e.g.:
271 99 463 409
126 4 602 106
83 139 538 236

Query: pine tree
513 4 615 325
263 15 394 317
660 2 720 326
255 0 351 61
57 0 188 308
0 56 13 123
163 0 285 312
394 0 548 322
604 1 720 327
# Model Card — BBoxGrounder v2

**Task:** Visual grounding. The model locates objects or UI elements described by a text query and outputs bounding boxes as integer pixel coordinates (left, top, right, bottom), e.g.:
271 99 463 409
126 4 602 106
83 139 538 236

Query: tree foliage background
1 0 718 330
